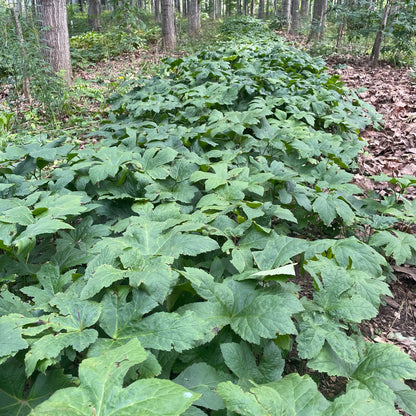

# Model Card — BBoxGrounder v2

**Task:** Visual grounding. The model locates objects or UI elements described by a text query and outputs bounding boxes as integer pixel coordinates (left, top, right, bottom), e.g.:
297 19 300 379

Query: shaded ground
328 57 416 198
326 56 416 366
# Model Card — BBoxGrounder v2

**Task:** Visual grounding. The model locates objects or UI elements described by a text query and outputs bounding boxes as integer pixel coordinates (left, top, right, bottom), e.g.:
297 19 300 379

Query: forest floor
325 56 416 365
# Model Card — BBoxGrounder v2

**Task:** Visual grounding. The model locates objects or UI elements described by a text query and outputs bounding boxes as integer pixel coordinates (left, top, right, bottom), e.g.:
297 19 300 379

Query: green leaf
322 388 397 416
0 315 28 362
31 339 199 416
312 193 337 225
229 281 303 343
218 373 329 416
384 379 416 416
353 343 416 381
221 342 263 387
80 264 126 300
183 268 234 310
0 358 73 416
25 329 98 377
173 363 231 410
308 343 357 377
297 313 360 363
252 233 309 270
99 288 158 339
133 311 209 352
0 206 34 226
370 230 416 265
331 237 387 276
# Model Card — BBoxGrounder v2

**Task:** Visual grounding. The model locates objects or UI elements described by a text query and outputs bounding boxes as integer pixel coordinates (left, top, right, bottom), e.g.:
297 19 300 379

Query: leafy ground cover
1 17 416 415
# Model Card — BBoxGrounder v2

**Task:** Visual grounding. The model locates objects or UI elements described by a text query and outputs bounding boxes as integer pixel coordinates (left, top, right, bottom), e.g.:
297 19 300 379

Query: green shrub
70 29 146 67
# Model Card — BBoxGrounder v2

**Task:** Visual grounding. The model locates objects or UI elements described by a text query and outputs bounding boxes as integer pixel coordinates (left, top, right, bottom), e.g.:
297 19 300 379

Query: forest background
1 0 416 415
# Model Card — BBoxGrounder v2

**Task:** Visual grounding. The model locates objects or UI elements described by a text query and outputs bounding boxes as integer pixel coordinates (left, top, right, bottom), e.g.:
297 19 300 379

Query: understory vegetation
1 16 416 416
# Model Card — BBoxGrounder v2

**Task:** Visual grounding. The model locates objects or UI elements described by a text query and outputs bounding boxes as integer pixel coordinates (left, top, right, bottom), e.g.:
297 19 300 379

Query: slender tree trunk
281 0 291 31
266 0 270 16
10 8 30 99
161 0 176 49
370 0 390 66
242 0 247 14
250 0 254 15
155 0 161 22
78 0 84 12
188 0 200 37
309 0 327 41
237 0 241 14
87 0 101 31
216 0 221 17
300 0 309 24
258 0 264 18
290 0 299 33
37 0 73 86
182 0 187 15
210 0 215 18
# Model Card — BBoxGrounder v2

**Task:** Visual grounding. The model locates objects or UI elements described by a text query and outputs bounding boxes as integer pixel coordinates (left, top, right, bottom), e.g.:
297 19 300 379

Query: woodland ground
326 56 416 362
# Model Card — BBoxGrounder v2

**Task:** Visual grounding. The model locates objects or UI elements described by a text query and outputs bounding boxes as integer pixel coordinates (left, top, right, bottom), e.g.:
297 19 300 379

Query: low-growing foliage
1 16 416 415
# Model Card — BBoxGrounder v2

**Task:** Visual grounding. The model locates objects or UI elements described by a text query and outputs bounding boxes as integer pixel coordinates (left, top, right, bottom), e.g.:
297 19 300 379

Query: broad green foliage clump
1 17 416 415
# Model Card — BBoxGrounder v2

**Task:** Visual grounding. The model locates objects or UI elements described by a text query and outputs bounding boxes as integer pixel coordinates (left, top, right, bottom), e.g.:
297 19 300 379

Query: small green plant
0 109 14 132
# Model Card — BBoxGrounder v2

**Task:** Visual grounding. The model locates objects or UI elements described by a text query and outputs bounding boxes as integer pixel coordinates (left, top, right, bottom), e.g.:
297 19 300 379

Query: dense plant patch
1 17 416 415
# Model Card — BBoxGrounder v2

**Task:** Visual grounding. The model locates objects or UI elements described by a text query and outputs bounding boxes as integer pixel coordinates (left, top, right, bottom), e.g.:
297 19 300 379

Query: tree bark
300 0 309 22
161 0 176 50
188 0 200 38
155 0 161 22
258 0 264 18
370 0 391 66
243 0 247 14
281 0 291 31
87 0 101 31
290 0 299 33
37 0 73 86
309 0 327 41
10 8 30 99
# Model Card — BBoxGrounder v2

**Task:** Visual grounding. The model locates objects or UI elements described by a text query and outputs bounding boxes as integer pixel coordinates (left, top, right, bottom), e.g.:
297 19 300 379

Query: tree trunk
182 0 187 16
216 0 221 17
210 0 215 18
309 0 327 41
87 0 101 31
78 0 84 12
188 0 200 38
250 0 254 15
37 0 73 86
10 8 30 99
290 0 299 33
258 0 264 18
281 0 291 31
300 0 309 23
161 0 176 49
155 0 161 22
243 0 247 14
237 0 241 14
370 0 390 66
